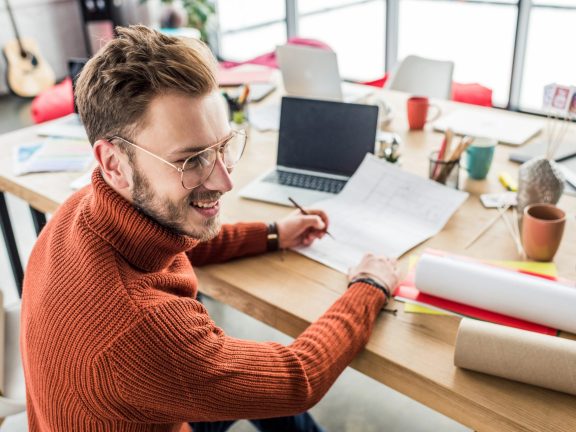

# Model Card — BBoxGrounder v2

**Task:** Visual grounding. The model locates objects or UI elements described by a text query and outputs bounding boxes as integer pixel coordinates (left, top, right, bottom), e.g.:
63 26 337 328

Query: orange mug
521 203 566 262
407 96 441 130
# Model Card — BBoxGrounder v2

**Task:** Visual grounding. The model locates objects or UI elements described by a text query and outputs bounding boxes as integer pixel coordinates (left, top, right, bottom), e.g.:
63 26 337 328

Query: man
21 26 399 432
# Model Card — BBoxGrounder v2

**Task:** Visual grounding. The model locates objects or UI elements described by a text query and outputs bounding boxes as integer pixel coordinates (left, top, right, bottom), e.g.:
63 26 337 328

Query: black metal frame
30 206 47 236
0 192 24 296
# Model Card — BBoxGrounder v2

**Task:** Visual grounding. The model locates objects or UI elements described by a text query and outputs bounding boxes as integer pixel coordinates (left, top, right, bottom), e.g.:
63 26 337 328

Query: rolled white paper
414 253 576 333
455 318 576 395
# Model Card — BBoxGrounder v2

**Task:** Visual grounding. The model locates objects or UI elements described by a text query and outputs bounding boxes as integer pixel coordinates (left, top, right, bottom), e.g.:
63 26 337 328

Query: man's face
127 91 233 240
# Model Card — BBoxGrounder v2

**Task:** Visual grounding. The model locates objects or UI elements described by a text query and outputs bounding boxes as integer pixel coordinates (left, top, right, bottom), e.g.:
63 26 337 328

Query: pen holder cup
429 150 460 189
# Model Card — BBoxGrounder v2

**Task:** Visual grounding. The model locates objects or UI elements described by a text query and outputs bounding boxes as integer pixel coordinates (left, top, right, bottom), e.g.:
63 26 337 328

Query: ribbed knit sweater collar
83 169 198 272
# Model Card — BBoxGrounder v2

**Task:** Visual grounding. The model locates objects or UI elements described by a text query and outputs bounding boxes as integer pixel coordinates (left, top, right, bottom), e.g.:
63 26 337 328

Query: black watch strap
348 277 391 301
266 222 279 252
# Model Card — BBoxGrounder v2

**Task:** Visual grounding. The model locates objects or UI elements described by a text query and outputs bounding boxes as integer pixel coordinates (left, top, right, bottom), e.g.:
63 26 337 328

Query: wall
0 0 88 95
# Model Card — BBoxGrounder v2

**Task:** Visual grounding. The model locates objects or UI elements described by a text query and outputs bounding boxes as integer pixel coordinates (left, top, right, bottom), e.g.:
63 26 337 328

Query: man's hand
348 254 399 292
276 209 329 249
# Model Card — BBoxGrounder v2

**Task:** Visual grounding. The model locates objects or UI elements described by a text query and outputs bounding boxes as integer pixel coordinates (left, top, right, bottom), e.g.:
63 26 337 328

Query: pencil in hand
287 197 335 240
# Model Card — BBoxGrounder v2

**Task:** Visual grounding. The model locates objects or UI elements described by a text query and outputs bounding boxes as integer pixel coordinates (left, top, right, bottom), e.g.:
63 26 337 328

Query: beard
131 169 222 241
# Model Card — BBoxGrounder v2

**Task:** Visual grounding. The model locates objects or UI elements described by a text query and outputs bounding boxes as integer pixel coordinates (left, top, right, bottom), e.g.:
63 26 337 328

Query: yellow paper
402 257 557 315
404 303 452 315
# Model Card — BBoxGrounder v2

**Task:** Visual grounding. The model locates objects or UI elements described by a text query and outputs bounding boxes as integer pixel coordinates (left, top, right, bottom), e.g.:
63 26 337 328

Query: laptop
433 109 544 146
276 44 374 103
240 97 379 207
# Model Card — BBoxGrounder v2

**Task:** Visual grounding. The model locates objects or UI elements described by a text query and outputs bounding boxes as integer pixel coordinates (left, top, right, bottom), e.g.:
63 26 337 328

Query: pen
287 197 335 239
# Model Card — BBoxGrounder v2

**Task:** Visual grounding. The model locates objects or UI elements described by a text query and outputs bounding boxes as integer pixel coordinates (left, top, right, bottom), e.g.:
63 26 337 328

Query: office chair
385 55 455 100
0 300 27 426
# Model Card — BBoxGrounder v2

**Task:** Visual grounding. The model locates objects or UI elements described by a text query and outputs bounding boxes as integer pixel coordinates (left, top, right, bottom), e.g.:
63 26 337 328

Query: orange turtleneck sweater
21 169 386 431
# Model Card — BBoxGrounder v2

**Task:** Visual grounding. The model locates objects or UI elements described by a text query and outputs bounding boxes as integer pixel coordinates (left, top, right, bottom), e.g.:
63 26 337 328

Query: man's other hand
276 209 329 249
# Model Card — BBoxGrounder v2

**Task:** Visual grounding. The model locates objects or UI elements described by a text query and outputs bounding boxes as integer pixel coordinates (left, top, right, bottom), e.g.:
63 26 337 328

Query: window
217 0 286 62
398 0 516 107
299 1 386 81
520 6 576 111
215 0 575 115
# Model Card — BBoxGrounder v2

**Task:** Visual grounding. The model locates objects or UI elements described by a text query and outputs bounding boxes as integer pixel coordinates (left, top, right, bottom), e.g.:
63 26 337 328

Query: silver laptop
276 44 374 103
240 97 379 207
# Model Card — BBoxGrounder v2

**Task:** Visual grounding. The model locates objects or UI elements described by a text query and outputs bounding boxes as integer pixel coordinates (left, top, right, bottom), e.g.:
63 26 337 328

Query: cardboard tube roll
414 253 576 333
455 319 576 395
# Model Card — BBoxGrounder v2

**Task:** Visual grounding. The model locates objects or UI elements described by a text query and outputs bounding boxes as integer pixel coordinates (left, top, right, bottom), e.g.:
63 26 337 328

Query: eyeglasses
108 129 247 190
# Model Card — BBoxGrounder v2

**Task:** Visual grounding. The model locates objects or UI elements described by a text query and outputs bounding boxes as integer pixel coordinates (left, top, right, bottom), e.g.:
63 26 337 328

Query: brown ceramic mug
521 203 566 262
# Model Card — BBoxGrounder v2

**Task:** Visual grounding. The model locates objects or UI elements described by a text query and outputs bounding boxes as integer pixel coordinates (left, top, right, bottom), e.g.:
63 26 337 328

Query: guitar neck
4 0 26 56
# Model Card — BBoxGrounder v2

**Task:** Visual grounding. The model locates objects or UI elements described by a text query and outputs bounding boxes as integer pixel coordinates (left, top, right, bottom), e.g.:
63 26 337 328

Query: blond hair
75 25 217 146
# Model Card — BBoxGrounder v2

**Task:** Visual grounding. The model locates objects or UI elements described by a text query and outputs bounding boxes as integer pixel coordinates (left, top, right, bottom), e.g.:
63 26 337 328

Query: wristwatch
348 277 391 301
266 222 279 251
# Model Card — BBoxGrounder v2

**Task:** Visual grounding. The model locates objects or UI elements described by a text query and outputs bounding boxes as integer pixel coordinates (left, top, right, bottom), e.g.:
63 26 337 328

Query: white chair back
386 55 454 100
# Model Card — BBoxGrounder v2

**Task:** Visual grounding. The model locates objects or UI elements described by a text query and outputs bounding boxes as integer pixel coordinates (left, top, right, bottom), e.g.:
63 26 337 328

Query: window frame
215 0 575 115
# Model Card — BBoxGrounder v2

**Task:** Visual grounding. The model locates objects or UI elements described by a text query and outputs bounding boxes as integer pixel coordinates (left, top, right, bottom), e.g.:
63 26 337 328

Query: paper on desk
403 259 558 316
70 168 95 190
408 252 576 334
13 138 93 175
36 113 88 140
248 103 280 131
294 154 469 273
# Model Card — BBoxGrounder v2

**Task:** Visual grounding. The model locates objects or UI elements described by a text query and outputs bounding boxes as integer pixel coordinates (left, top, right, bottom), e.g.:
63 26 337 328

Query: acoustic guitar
2 0 55 97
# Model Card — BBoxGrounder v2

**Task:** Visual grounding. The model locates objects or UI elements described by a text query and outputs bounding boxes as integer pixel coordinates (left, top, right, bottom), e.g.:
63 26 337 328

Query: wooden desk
1 90 575 431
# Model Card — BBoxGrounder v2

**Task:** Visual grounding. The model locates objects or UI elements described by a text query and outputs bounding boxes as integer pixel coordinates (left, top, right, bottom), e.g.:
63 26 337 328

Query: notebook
276 44 374 103
239 97 379 207
433 110 544 146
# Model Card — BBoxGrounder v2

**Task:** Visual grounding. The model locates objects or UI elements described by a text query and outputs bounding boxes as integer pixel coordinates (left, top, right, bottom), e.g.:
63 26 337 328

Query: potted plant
140 0 215 44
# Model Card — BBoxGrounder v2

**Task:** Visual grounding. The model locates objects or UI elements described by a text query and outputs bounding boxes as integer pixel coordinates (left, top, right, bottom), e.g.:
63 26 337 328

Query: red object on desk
394 250 558 336
394 282 557 335
31 77 74 124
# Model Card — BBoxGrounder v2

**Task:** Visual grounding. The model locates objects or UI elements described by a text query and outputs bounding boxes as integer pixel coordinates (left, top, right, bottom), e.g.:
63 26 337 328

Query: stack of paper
293 155 469 273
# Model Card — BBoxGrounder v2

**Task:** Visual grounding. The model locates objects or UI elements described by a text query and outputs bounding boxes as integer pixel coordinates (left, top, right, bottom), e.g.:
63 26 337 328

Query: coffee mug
465 137 496 180
521 203 566 262
407 96 441 130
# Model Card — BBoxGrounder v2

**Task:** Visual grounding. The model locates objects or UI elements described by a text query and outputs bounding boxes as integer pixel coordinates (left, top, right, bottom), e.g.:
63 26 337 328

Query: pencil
287 197 335 239
238 84 250 106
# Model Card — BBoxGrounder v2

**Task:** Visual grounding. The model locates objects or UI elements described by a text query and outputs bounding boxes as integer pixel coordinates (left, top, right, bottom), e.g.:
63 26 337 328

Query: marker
499 172 517 192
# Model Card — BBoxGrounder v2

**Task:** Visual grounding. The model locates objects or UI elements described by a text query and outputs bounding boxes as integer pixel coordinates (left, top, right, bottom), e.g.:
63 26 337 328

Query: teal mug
465 137 496 180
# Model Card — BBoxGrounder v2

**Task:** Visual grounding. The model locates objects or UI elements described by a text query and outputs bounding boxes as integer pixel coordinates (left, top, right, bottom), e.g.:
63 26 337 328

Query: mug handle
374 99 393 128
426 104 442 124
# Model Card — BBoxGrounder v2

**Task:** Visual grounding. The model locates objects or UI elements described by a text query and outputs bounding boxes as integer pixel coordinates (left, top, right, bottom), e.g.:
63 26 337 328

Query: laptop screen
277 97 378 176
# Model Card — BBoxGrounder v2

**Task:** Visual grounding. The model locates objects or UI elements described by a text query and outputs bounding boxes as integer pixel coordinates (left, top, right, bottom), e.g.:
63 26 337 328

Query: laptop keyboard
263 171 346 194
